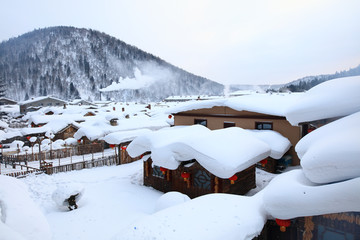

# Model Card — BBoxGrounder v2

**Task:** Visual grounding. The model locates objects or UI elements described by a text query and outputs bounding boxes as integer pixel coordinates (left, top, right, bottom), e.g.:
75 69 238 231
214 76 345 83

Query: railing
44 156 117 175
3 164 44 178
2 143 104 163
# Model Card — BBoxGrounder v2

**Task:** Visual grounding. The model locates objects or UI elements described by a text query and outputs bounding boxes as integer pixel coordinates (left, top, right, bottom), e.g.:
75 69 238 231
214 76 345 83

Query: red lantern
168 115 172 119
0 144 2 148
26 136 31 140
260 159 268 167
109 144 115 149
229 175 238 184
159 167 168 175
275 219 291 232
121 146 127 151
77 139 81 143
181 172 190 181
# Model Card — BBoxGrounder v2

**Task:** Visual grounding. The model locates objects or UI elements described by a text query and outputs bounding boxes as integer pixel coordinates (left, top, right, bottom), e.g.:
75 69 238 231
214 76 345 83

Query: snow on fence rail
2 143 104 163
44 155 117 175
3 164 44 178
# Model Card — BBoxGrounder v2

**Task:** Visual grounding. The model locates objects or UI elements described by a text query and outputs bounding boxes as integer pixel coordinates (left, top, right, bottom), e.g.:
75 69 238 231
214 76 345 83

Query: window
194 119 207 127
255 122 273 130
152 166 165 179
224 122 235 128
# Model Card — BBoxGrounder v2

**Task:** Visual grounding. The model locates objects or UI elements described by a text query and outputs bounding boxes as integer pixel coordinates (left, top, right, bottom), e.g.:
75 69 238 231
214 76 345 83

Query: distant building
69 99 97 106
164 95 222 102
0 97 17 105
19 96 67 114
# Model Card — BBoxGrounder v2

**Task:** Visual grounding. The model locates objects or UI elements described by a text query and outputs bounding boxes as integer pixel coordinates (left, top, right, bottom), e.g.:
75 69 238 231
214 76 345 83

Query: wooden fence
2 143 104 163
3 164 44 178
43 155 117 175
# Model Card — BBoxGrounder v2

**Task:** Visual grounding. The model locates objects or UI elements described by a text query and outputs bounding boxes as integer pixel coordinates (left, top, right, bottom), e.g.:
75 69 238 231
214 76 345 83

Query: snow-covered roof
28 113 85 125
19 96 67 105
0 129 22 142
127 125 291 178
74 115 170 141
164 95 223 102
103 129 153 145
0 97 17 104
295 111 360 184
0 119 9 129
167 93 302 117
285 76 360 125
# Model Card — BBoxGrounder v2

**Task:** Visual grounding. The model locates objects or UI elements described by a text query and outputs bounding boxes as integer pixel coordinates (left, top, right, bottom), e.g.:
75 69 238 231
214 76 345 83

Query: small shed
103 129 153 165
53 124 79 141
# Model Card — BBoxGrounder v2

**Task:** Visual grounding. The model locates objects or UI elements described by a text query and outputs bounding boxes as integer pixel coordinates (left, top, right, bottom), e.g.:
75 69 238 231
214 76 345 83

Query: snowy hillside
0 26 224 102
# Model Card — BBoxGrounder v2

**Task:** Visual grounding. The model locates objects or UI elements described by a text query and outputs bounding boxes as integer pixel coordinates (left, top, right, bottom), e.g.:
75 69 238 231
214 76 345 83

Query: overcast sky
1 0 360 85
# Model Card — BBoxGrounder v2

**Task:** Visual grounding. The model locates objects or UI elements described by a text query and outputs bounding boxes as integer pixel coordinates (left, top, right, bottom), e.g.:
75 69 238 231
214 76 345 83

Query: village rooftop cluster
0 76 359 239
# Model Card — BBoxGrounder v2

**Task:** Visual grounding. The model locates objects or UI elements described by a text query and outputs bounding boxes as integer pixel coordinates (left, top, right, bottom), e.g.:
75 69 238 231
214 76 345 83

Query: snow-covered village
1 1 360 239
0 76 359 240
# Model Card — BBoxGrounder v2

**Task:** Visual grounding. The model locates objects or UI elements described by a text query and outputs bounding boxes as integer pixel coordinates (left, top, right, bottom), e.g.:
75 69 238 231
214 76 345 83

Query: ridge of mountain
0 26 224 102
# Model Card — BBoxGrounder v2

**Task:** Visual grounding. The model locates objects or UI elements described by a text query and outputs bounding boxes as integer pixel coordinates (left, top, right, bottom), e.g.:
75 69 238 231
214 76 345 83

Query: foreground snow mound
296 111 360 183
52 183 85 208
0 175 51 240
154 192 191 212
286 76 360 125
117 193 266 240
262 170 360 219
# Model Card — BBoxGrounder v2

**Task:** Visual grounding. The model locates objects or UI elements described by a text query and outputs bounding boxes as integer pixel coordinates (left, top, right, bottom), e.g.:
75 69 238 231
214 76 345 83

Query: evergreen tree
0 73 5 98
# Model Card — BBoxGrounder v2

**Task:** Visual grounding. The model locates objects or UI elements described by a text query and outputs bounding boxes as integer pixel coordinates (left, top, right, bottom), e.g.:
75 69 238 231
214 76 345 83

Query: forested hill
279 64 360 92
0 26 224 102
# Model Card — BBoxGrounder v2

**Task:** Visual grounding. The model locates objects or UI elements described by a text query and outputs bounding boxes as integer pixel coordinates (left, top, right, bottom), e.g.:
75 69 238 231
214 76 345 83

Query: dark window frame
194 119 207 127
255 122 273 130
223 121 236 128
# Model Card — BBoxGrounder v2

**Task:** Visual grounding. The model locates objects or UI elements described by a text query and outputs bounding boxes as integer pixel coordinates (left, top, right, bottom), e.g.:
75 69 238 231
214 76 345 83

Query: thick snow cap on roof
74 115 169 141
296 111 360 184
127 125 291 178
246 130 291 159
263 170 360 219
103 129 152 145
20 96 66 105
285 76 360 125
168 93 302 117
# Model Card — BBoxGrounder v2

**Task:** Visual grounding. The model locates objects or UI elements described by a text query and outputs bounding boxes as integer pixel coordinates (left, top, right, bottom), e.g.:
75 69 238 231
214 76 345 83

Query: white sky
1 0 360 85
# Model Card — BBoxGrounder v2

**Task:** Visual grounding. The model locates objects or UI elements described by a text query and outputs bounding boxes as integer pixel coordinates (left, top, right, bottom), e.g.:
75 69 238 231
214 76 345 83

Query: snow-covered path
21 161 163 240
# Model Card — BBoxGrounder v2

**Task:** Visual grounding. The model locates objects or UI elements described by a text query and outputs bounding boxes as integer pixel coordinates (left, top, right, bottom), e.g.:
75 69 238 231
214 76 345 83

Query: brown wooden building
173 106 302 166
53 124 79 141
143 157 255 199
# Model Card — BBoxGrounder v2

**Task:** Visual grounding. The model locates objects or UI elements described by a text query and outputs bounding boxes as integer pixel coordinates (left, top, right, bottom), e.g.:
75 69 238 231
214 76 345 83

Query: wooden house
84 111 96 117
172 106 302 167
0 97 17 105
143 157 255 199
108 141 142 165
20 96 67 114
53 124 79 141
